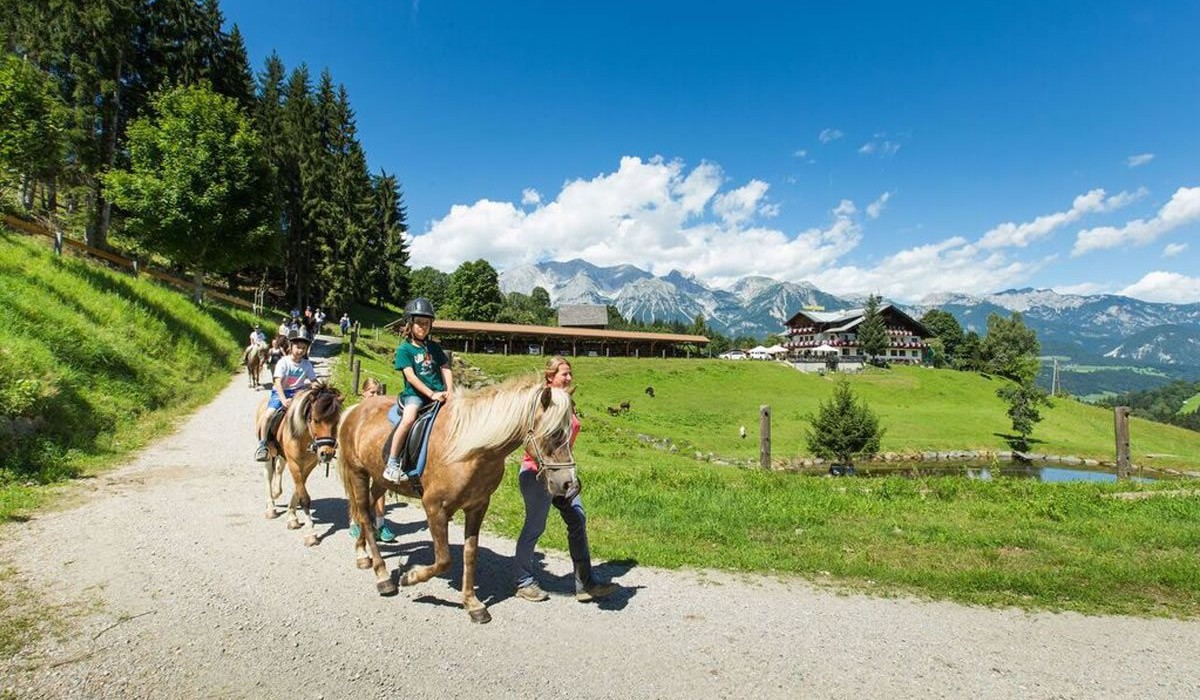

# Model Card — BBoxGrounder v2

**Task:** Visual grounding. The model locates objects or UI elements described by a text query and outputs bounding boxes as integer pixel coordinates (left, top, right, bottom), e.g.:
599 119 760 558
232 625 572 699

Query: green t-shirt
394 339 448 399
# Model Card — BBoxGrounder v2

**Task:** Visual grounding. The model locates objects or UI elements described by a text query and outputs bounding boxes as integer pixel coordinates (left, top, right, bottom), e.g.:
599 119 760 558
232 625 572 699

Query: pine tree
213 24 256 110
857 294 889 364
280 64 316 308
372 170 410 306
805 380 885 467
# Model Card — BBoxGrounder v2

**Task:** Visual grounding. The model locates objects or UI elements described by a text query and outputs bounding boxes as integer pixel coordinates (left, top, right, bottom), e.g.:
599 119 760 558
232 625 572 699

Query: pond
821 461 1161 483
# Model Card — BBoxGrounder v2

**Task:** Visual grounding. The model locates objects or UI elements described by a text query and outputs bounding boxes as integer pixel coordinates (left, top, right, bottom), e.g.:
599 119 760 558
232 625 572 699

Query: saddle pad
381 401 440 479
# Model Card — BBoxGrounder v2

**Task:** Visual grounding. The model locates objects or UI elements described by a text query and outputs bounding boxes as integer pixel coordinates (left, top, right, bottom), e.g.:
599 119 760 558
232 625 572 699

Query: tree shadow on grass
992 433 1046 452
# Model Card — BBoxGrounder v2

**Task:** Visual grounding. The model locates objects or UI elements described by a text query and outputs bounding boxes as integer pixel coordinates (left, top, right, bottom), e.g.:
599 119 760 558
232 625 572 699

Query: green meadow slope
341 341 1199 469
465 354 1200 470
0 230 257 518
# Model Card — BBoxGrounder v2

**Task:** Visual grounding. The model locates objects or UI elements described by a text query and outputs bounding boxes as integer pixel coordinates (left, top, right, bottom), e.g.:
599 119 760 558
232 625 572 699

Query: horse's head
525 385 580 501
289 381 344 463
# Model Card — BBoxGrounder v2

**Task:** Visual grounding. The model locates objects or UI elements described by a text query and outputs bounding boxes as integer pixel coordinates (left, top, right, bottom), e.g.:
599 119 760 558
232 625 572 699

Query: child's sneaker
382 459 407 483
254 441 269 462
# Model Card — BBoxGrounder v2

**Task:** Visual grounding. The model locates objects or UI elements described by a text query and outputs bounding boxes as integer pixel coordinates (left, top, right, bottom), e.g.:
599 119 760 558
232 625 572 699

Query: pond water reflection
835 461 1159 483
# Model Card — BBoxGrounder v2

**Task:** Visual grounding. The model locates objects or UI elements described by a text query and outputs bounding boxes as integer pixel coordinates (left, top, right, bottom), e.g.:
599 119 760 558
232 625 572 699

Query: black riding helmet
287 328 311 345
404 297 436 321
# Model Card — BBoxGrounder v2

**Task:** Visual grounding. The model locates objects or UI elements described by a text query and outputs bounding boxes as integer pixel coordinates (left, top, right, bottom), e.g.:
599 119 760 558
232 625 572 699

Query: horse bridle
302 396 338 456
523 388 576 480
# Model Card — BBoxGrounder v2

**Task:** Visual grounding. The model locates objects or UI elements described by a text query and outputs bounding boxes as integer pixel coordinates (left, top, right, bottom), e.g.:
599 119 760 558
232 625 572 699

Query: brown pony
242 343 269 389
255 381 344 546
337 374 578 623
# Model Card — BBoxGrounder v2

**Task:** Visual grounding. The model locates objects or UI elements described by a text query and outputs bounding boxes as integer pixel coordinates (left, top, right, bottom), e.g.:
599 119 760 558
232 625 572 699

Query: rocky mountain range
500 259 1200 394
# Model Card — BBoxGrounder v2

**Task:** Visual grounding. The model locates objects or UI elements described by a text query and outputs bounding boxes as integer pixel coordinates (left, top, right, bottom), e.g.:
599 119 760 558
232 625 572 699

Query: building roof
557 304 608 327
385 317 708 344
784 303 931 337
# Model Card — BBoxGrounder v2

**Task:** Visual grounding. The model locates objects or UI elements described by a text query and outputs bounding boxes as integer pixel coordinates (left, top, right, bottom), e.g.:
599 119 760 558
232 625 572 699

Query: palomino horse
337 374 578 623
255 381 344 546
242 343 269 389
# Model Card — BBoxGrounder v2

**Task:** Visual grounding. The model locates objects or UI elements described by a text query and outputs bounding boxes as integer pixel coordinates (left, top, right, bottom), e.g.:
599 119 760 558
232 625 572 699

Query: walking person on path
513 355 618 603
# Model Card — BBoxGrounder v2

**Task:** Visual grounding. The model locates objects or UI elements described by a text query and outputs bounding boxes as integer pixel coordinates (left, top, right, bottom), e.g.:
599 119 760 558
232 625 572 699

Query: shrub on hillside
805 380 885 466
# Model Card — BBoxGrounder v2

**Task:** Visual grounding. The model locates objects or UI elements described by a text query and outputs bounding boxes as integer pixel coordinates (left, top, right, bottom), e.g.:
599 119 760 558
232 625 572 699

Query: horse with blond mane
255 380 344 545
337 373 579 623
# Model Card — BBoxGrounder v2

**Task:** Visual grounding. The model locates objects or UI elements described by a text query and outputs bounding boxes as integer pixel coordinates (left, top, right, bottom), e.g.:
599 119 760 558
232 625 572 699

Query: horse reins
300 393 338 475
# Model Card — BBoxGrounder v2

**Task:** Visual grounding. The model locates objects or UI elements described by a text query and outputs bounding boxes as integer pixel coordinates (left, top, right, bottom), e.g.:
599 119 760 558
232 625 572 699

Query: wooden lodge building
783 304 931 364
385 306 709 358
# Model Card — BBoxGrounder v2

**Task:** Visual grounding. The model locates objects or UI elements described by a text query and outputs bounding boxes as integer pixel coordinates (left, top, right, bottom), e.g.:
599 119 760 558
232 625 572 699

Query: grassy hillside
1182 393 1200 415
337 339 1200 616
464 354 1199 469
340 338 1199 468
0 230 257 518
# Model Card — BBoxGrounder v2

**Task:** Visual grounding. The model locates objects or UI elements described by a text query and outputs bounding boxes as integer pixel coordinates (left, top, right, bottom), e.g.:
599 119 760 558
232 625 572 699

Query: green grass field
1181 393 1200 415
344 342 1200 468
336 339 1200 617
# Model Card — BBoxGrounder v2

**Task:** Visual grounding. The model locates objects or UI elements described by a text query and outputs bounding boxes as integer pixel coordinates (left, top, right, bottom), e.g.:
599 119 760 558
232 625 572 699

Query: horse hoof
356 557 372 570
287 520 301 530
468 607 492 624
399 572 415 587
377 580 398 596
304 535 320 547
264 509 279 520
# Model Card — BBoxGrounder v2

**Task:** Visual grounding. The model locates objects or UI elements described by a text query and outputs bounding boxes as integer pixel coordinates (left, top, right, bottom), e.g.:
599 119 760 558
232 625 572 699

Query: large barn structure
384 318 709 358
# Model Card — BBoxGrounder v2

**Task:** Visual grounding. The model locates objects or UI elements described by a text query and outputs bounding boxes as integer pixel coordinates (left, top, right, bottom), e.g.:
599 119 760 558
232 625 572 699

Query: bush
805 380 885 466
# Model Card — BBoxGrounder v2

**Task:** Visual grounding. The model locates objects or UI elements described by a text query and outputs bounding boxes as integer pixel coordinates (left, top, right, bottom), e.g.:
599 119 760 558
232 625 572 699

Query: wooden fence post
1114 406 1131 480
759 405 771 469
352 359 361 395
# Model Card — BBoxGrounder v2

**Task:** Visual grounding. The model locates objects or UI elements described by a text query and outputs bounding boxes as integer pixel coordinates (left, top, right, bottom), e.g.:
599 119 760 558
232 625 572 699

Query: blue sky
222 1 1200 303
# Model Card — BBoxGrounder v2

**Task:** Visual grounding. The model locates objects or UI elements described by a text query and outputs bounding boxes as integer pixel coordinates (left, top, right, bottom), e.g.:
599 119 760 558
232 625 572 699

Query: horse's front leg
288 461 320 547
263 453 279 519
460 503 491 624
400 502 451 588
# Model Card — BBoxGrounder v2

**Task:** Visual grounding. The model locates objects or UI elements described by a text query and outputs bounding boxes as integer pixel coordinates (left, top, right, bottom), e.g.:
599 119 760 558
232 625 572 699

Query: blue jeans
513 470 594 592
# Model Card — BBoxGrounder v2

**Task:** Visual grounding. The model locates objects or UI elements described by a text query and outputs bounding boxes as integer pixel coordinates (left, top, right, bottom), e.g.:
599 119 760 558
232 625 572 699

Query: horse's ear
540 386 553 410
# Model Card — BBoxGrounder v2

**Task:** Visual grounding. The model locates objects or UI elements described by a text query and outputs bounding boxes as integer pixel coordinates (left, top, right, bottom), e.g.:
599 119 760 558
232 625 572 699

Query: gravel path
3 334 1199 699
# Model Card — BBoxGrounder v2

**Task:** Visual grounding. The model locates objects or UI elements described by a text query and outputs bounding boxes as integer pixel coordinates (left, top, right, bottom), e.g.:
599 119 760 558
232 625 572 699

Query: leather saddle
382 401 441 483
265 406 288 454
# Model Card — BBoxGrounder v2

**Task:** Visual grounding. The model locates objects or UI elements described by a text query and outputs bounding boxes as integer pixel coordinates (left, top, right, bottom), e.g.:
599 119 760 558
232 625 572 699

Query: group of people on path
251 296 617 602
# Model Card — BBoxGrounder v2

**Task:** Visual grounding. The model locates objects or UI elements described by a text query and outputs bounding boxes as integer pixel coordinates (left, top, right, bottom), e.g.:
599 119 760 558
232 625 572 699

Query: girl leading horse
337 373 579 623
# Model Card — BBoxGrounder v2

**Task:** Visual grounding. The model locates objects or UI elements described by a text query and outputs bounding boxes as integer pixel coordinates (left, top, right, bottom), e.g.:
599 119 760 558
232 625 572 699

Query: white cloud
810 237 1045 302
713 180 770 227
792 149 807 158
1163 242 1188 258
979 187 1145 249
411 156 861 286
1073 186 1200 256
521 188 541 206
857 140 901 157
866 192 892 220
1118 271 1200 303
818 128 843 144
1127 153 1155 168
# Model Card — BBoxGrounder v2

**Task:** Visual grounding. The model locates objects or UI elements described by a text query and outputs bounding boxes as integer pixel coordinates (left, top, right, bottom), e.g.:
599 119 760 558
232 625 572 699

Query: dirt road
3 335 1199 699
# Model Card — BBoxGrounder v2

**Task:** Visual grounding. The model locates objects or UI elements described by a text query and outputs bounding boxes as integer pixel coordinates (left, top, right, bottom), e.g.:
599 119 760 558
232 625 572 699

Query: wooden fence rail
4 213 261 313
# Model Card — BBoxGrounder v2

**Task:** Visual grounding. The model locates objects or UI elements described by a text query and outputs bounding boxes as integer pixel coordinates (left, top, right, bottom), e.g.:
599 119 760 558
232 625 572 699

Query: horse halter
523 388 576 476
303 400 338 455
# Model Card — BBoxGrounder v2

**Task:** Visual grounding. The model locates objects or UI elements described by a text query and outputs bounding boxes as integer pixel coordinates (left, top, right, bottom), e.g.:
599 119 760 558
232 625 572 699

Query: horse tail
336 403 370 530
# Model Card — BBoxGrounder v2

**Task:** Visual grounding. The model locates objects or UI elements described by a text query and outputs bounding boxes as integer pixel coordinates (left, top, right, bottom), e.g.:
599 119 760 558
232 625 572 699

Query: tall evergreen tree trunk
88 53 123 250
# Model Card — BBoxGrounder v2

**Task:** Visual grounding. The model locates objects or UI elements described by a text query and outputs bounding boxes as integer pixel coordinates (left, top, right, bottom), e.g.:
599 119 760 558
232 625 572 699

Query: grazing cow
645 386 655 398
606 406 621 416
619 400 630 413
739 425 747 439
